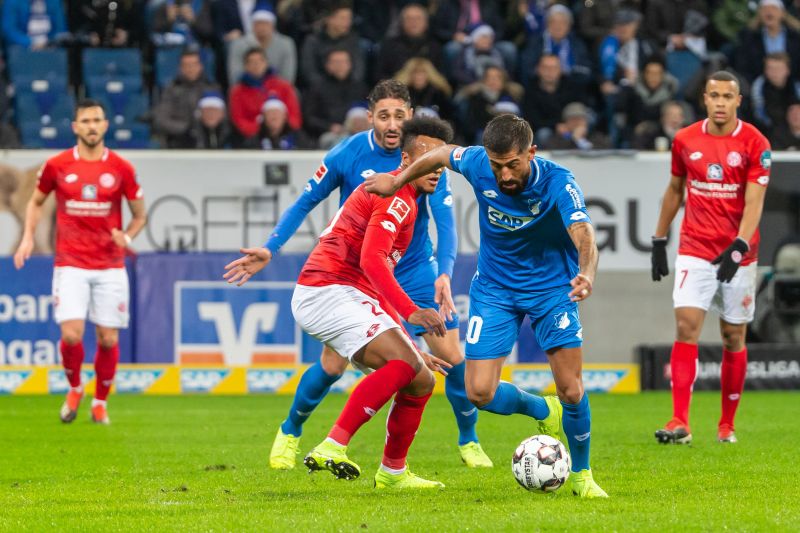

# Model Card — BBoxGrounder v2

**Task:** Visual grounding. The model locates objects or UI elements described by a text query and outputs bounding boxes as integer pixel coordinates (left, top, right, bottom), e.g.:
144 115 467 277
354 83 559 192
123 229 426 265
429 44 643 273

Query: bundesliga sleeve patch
312 163 328 184
387 197 411 223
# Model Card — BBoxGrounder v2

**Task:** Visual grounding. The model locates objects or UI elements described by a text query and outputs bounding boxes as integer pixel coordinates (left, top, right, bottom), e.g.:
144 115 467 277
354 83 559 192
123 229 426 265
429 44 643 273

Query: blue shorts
465 273 582 359
396 257 460 336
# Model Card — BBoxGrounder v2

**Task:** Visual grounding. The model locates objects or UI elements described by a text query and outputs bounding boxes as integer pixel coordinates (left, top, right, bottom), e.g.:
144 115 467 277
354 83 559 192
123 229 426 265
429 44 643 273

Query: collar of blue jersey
367 129 399 157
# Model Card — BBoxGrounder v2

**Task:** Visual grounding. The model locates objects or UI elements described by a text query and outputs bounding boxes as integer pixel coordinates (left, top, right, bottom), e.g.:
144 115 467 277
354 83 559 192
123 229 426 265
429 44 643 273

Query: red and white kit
670 119 771 322
292 178 420 359
37 147 142 327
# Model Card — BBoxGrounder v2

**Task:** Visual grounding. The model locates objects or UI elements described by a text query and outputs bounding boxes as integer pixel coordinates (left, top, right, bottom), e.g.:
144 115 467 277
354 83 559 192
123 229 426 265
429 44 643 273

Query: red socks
94 344 120 401
328 359 417 446
382 392 432 470
719 347 747 428
670 341 698 425
60 340 85 388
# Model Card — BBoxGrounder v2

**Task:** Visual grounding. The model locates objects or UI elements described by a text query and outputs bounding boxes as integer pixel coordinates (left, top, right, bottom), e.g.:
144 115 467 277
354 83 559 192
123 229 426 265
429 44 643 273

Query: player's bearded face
73 107 108 148
486 147 535 196
369 98 411 150
704 80 741 127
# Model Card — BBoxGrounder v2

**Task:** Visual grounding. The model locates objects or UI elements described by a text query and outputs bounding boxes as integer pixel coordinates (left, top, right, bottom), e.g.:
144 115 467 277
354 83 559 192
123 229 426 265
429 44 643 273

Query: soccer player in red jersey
225 117 453 488
651 71 771 444
13 100 146 425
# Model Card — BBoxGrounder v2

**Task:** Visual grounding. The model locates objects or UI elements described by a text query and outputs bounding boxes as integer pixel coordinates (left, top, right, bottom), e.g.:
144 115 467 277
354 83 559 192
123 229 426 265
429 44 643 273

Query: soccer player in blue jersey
224 80 492 469
365 114 608 498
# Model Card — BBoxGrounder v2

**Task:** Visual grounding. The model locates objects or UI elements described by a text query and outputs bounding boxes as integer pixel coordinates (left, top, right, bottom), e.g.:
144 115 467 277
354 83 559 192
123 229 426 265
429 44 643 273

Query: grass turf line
0 392 798 531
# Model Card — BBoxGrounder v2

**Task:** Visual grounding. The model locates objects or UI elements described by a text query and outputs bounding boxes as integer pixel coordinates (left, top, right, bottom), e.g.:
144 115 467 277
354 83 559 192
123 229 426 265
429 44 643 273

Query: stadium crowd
2 0 800 151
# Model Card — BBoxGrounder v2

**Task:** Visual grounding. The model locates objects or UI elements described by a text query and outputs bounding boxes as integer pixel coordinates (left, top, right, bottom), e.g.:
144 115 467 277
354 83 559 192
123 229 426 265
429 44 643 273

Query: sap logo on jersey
707 163 724 181
387 197 411 223
176 282 300 365
487 206 533 231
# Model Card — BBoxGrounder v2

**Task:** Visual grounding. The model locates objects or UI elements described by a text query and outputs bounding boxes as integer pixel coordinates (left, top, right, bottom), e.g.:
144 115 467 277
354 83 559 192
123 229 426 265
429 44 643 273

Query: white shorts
291 284 400 361
52 266 130 328
672 255 757 324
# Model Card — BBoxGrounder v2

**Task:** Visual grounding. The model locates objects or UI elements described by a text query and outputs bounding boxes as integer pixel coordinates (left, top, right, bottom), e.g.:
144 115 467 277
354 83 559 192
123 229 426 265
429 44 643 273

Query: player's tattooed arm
567 222 599 302
365 144 459 197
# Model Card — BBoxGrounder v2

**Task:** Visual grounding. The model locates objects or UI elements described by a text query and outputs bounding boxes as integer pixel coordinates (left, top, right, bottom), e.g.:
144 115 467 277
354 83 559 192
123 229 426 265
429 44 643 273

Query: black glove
712 238 749 283
651 237 669 281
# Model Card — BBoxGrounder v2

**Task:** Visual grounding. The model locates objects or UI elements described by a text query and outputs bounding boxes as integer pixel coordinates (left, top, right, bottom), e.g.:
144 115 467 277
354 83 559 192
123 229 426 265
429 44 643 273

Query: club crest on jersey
528 199 541 216
387 197 411 223
312 163 328 184
99 173 116 188
726 151 742 167
360 169 376 178
487 206 533 231
82 184 97 200
707 164 723 181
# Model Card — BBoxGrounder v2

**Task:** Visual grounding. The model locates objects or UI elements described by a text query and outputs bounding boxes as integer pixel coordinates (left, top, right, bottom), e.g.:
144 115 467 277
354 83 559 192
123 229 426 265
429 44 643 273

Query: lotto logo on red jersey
312 164 328 184
387 197 410 223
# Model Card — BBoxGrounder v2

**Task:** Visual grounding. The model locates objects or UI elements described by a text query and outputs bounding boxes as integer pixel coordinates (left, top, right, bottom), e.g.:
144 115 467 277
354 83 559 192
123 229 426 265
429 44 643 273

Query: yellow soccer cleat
269 428 300 470
571 469 608 499
303 440 361 480
538 395 564 444
458 442 494 468
374 467 445 489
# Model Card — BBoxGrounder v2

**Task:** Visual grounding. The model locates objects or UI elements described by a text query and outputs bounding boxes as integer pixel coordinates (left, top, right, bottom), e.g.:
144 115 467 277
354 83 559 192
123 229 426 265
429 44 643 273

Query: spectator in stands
153 49 221 148
151 0 215 48
375 4 444 82
633 100 689 150
229 47 302 142
545 102 612 150
519 5 593 88
211 0 260 43
578 0 642 53
228 9 297 85
451 24 508 88
751 52 800 136
318 104 370 149
299 4 365 88
70 0 141 47
245 96 312 149
394 58 455 123
192 91 232 149
643 0 708 49
772 102 800 149
523 54 583 147
734 0 800 82
461 64 523 143
302 48 368 143
2 0 69 50
631 58 679 126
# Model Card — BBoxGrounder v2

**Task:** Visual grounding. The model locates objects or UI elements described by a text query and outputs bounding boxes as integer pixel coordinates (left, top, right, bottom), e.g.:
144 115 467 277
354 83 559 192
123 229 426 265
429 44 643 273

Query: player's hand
223 247 272 286
408 308 446 337
418 348 452 377
13 235 34 270
111 228 129 248
712 238 749 283
364 172 400 198
568 273 593 302
651 237 669 281
434 274 456 322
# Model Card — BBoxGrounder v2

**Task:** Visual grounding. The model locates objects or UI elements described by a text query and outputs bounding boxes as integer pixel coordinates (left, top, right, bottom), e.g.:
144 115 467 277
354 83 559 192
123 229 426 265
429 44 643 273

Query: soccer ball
511 434 571 492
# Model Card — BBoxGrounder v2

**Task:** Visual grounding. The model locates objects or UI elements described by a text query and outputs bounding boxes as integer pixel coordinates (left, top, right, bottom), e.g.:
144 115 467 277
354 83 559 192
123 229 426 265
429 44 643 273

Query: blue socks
480 381 550 420
280 361 341 437
444 361 479 445
561 394 591 472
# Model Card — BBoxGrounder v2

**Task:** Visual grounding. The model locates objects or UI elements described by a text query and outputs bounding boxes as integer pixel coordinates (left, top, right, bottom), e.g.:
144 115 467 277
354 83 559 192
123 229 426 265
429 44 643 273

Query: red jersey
36 146 142 270
298 180 420 319
671 119 771 265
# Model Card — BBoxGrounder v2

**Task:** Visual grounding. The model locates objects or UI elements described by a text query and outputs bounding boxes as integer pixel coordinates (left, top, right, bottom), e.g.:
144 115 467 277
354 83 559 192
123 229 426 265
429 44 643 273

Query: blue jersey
266 129 456 277
449 146 591 292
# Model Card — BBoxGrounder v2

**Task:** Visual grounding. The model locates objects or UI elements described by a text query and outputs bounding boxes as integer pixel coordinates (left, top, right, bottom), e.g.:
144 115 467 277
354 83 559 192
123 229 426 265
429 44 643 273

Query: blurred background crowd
2 0 800 151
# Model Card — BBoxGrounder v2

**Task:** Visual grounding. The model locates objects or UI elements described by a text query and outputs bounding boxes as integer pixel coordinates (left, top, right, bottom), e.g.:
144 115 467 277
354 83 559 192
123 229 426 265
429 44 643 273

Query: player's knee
556 381 583 405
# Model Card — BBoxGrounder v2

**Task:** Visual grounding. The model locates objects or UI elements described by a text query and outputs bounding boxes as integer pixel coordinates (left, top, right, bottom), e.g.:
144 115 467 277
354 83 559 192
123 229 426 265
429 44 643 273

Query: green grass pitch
1 392 798 531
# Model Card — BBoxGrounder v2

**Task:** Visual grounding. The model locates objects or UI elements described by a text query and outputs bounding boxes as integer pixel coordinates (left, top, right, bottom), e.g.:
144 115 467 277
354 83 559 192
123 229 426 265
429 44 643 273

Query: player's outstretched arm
13 189 48 270
651 175 686 281
364 144 459 197
567 222 599 302
223 247 272 286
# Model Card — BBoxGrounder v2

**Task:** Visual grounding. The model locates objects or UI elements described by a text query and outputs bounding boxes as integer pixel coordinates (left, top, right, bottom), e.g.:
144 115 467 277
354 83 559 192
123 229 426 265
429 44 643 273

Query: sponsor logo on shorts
64 173 78 183
453 147 466 161
554 312 571 330
707 163 723 181
689 151 703 161
760 150 772 169
482 190 498 198
99 173 116 188
380 220 397 233
487 206 533 231
387 197 411 223
757 175 769 185
726 151 742 167
82 184 97 200
312 163 328 184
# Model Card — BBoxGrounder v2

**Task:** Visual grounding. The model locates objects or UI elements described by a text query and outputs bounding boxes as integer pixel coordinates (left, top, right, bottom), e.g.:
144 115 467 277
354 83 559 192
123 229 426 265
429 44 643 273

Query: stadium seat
154 47 216 89
6 47 69 94
666 50 703 98
14 92 75 127
19 120 74 149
